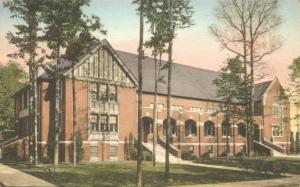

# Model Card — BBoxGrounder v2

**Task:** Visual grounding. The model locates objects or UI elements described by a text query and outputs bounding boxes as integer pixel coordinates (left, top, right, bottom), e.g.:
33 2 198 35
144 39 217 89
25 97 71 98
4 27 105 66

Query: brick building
11 39 290 162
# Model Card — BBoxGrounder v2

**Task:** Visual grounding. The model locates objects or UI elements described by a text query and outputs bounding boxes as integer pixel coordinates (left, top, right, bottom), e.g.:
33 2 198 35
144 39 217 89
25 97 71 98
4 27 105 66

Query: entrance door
142 117 153 143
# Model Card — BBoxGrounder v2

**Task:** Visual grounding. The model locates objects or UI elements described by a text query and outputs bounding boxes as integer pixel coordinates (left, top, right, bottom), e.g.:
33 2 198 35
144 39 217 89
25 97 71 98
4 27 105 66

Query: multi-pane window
100 115 108 132
237 123 246 137
99 84 108 101
90 146 99 158
222 123 232 136
109 85 117 102
190 107 202 113
110 146 118 158
272 124 284 137
90 83 98 100
110 115 118 132
90 114 98 132
204 121 215 137
185 120 197 136
272 103 283 117
171 105 183 111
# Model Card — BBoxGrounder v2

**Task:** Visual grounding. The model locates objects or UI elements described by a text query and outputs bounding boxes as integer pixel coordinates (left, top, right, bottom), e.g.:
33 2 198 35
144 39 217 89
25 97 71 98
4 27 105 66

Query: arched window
163 118 177 136
185 120 197 136
222 122 232 136
237 123 246 137
204 121 215 137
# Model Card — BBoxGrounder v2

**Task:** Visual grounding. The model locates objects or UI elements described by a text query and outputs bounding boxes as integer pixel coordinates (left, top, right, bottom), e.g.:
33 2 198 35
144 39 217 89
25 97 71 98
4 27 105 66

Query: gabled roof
116 50 222 102
254 80 273 101
20 39 277 103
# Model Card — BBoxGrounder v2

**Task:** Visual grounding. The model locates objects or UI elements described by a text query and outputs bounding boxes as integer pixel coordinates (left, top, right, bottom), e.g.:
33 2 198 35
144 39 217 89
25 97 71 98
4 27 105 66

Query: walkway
0 163 55 187
175 161 300 187
177 160 245 171
175 175 300 187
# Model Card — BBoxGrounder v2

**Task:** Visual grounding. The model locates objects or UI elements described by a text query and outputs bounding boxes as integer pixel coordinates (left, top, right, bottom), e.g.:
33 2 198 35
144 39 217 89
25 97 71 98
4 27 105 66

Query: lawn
5 161 283 187
194 157 300 175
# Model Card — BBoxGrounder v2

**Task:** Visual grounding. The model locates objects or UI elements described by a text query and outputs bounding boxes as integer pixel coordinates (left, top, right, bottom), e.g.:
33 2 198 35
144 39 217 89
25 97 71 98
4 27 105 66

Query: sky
0 0 300 87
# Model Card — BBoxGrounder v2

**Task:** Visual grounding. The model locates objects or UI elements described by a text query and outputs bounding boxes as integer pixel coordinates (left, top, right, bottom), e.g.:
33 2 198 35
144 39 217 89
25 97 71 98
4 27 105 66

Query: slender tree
289 57 300 154
134 0 145 186
143 0 168 167
165 0 193 179
210 0 282 157
4 0 43 165
41 0 104 165
214 57 246 157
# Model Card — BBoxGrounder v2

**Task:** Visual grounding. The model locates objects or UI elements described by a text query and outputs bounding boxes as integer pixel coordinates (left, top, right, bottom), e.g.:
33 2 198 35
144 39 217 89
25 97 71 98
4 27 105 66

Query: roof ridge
115 50 220 74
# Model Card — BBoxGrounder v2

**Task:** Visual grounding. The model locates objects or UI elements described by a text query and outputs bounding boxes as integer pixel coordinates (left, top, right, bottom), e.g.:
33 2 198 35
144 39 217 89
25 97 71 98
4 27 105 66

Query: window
163 118 176 136
204 121 215 137
171 105 183 111
110 145 118 158
207 108 217 114
90 114 98 132
185 120 197 136
222 122 232 136
237 123 246 137
208 145 213 154
272 124 283 137
89 83 98 100
90 146 99 158
99 83 108 101
100 115 108 132
272 103 283 117
110 115 118 132
109 85 117 102
190 107 202 113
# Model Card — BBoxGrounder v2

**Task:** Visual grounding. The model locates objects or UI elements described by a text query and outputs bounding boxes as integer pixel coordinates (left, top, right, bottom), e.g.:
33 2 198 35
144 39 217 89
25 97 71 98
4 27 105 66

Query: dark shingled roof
34 39 273 103
254 81 273 101
116 50 273 102
116 50 222 102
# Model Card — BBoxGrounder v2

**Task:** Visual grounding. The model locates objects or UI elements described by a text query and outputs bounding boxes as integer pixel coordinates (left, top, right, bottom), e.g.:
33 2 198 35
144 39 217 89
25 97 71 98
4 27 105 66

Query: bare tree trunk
33 64 38 165
136 0 144 186
165 0 173 180
72 61 77 166
54 48 61 165
153 55 158 167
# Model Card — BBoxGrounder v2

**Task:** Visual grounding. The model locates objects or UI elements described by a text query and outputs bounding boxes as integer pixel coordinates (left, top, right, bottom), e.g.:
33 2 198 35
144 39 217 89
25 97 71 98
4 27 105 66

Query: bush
75 132 84 163
182 153 197 160
237 158 286 175
142 151 152 161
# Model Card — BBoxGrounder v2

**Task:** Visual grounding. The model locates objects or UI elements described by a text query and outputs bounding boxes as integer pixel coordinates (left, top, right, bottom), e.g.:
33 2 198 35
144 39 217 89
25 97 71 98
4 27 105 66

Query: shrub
182 153 197 160
142 151 152 161
75 132 84 163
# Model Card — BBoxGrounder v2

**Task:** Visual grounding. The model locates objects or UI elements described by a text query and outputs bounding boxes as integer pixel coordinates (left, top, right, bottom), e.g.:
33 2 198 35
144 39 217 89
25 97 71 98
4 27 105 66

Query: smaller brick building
10 39 291 162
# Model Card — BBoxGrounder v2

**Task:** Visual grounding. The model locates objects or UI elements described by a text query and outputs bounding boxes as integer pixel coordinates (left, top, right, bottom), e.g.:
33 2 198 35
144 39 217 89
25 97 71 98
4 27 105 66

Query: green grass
194 157 300 175
4 161 283 187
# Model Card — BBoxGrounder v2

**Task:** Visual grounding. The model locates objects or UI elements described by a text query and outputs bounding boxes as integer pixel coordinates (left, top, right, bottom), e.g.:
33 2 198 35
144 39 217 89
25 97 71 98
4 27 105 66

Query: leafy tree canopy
0 62 27 130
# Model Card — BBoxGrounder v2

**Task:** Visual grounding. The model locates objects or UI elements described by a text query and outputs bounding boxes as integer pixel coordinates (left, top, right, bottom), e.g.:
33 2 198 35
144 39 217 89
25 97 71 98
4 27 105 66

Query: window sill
204 136 215 138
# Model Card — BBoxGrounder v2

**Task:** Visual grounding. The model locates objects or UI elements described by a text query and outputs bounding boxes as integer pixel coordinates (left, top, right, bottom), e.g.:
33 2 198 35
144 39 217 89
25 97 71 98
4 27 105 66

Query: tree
214 57 246 157
290 132 295 154
289 57 300 154
41 0 104 165
0 62 27 130
164 0 193 179
4 0 43 165
143 0 169 167
132 0 145 186
210 0 282 157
